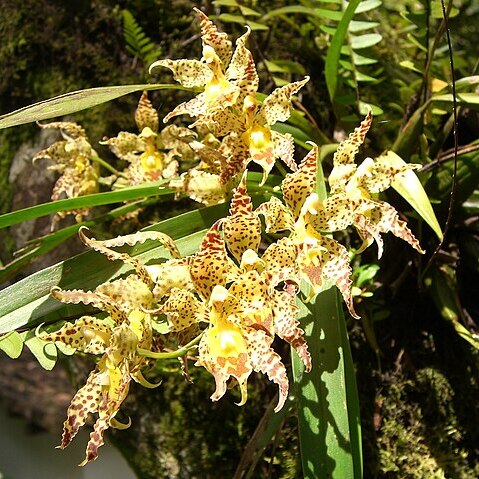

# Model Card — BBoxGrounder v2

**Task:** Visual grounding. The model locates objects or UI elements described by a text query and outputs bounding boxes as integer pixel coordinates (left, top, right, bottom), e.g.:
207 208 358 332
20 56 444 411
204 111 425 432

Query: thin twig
421 0 458 279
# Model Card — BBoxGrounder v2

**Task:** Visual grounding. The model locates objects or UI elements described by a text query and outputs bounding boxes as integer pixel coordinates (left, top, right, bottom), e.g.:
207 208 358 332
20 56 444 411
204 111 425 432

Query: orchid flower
102 91 195 186
33 121 99 228
37 228 180 464
256 145 360 317
161 173 310 410
150 8 258 123
318 111 425 258
192 78 309 185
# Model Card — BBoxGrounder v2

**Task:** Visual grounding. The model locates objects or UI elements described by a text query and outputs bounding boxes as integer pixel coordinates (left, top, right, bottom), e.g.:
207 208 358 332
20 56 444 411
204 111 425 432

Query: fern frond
122 10 162 69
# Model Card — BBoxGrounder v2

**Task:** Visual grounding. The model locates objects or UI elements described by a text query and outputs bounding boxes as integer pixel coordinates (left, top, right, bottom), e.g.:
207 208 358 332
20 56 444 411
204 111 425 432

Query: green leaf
0 181 171 229
238 5 262 16
325 0 362 102
217 14 269 30
0 84 185 129
23 332 57 370
381 151 443 239
349 20 380 32
0 331 24 359
292 288 362 478
350 33 382 49
351 52 378 65
355 0 382 14
432 92 479 107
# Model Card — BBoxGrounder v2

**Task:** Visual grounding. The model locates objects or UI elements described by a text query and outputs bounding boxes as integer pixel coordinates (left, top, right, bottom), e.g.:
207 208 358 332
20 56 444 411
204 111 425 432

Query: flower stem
137 333 202 359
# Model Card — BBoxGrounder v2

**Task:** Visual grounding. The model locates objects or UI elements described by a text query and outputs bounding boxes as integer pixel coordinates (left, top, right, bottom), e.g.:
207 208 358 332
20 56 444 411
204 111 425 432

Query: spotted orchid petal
245 327 289 412
150 58 212 88
272 131 296 171
353 156 421 194
51 287 127 324
329 110 373 194
314 195 356 232
135 91 159 133
227 270 274 332
261 237 299 284
96 277 153 314
282 144 318 220
100 131 144 162
162 288 205 332
222 171 261 262
148 258 194 300
38 316 110 354
271 289 311 371
96 230 181 259
59 370 102 451
188 220 238 300
226 27 259 100
37 121 86 140
255 77 309 127
354 199 425 258
79 363 131 466
219 133 250 183
171 168 230 205
194 7 232 65
255 196 294 233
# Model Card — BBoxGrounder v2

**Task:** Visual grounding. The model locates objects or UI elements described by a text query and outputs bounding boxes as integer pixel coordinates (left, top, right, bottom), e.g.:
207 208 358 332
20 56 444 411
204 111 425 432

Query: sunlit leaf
0 84 186 129
381 151 443 239
0 331 24 359
0 181 171 229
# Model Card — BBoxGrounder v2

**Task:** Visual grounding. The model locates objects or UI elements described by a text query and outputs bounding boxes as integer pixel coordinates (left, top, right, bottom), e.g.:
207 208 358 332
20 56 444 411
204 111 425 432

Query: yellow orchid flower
193 78 309 185
319 111 425 257
101 91 195 186
33 121 99 229
150 8 258 123
256 145 359 317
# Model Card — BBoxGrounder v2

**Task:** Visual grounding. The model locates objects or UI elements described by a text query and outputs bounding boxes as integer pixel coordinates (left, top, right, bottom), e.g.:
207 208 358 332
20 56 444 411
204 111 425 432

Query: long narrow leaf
292 288 362 478
0 181 171 229
0 84 186 129
325 0 362 102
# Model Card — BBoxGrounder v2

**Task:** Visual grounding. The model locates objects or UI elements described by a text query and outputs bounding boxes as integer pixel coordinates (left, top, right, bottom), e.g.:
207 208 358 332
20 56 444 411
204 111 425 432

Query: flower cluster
35 8 425 466
33 122 99 229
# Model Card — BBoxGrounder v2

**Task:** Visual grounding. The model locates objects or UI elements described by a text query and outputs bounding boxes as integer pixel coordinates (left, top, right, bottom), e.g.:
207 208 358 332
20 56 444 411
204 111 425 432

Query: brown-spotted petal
39 316 110 354
223 171 261 261
282 144 318 220
135 91 159 133
194 7 232 65
255 196 294 233
329 110 373 193
255 77 309 127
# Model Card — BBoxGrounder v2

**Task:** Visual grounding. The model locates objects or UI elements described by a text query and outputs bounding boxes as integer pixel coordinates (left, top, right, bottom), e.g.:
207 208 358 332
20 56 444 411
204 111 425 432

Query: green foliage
123 9 163 70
